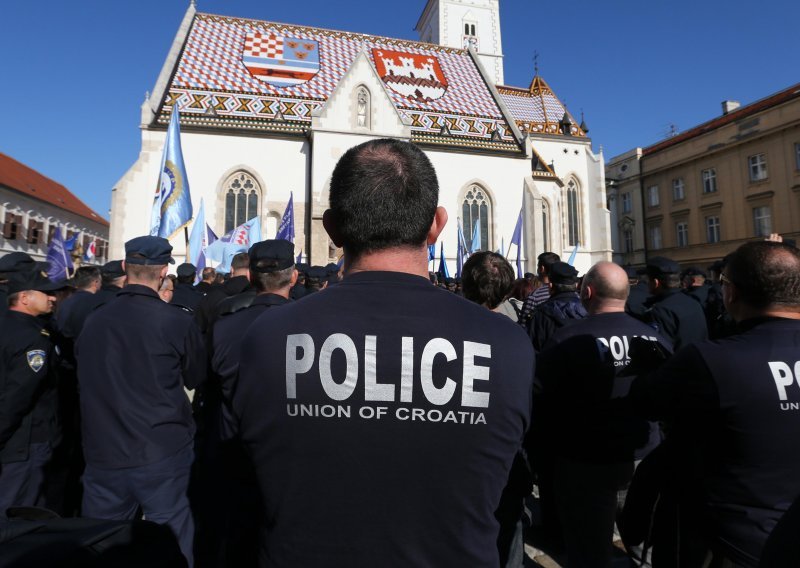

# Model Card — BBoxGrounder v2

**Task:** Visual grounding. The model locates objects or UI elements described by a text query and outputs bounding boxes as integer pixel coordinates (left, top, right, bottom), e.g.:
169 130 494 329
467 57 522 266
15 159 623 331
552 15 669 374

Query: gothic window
224 172 261 233
462 186 491 251
355 86 370 129
565 180 581 247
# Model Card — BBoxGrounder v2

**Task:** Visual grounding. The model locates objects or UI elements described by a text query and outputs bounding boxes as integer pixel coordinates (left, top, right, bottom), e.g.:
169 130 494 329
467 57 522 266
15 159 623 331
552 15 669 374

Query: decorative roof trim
467 48 525 148
497 75 586 138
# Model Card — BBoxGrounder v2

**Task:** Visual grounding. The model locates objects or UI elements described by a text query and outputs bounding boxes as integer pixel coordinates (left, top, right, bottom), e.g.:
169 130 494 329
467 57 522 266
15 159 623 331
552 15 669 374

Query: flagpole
184 226 191 263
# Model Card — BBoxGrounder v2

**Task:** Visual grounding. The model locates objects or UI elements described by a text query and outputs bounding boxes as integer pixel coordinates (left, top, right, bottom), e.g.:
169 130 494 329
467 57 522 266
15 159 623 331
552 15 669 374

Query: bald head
581 261 630 314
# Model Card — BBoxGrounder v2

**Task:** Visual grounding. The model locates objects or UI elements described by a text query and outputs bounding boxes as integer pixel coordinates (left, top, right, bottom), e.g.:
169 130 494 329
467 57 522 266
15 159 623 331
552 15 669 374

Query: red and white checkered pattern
168 14 516 143
244 32 283 58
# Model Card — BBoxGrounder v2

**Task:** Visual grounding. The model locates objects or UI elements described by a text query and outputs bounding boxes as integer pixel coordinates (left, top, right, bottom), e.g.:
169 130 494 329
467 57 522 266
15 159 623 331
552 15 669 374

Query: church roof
154 12 523 153
497 76 586 137
0 152 109 227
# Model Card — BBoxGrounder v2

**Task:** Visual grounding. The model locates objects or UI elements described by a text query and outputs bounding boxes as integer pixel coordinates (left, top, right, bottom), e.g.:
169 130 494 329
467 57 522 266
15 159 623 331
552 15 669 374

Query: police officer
536 262 672 567
94 260 126 305
625 266 649 319
0 252 50 316
0 271 65 517
172 263 202 312
55 266 102 354
233 138 533 567
629 241 800 566
76 236 206 566
528 261 587 352
642 256 708 350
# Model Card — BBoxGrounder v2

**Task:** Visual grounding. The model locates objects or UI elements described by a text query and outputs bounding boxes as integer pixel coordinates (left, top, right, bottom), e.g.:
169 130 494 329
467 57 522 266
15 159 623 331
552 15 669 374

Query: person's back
233 139 533 567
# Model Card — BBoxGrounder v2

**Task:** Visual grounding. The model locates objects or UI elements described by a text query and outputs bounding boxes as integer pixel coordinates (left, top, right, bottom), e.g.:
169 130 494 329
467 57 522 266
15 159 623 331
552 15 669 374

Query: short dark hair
125 258 164 283
202 267 216 282
509 278 534 302
329 139 439 256
551 282 578 295
726 241 800 309
231 253 250 271
252 266 295 294
7 292 20 307
462 252 515 309
537 252 560 273
73 266 101 290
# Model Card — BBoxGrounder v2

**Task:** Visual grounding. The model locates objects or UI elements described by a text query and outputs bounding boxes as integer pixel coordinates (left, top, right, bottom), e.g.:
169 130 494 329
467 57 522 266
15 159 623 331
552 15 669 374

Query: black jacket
644 288 708 351
528 291 588 352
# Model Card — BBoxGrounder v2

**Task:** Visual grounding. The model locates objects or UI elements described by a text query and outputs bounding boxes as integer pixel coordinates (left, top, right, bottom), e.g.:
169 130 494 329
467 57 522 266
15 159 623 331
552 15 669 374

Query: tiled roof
0 152 109 226
497 76 585 137
643 82 800 156
157 12 521 152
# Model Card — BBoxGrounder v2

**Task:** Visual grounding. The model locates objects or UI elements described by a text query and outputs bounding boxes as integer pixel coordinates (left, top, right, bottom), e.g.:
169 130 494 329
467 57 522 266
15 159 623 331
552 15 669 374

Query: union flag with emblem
243 32 320 88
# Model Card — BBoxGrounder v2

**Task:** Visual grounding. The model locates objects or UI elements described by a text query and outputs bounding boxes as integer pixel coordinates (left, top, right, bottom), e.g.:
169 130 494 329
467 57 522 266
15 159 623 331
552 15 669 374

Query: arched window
541 200 550 253
355 86 370 129
224 172 261 233
565 180 581 246
462 185 491 251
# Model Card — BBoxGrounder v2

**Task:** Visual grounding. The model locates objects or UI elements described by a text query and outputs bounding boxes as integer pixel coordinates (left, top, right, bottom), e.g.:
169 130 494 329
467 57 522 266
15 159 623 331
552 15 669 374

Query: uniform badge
27 350 46 373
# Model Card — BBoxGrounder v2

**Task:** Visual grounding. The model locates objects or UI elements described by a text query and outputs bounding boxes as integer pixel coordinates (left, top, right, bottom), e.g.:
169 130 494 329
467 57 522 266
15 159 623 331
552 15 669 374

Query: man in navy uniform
0 252 50 316
537 262 671 567
629 241 800 566
76 236 206 566
642 256 708 350
234 139 534 567
528 261 587 352
0 271 65 517
172 263 203 312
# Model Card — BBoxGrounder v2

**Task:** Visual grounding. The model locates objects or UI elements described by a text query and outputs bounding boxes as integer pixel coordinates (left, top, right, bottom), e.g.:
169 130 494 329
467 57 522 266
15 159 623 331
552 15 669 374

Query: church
110 0 611 273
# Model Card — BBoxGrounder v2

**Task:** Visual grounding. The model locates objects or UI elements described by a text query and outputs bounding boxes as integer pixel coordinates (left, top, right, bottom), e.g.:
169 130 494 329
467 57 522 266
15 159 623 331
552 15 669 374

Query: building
1 152 110 265
608 82 800 269
111 0 611 273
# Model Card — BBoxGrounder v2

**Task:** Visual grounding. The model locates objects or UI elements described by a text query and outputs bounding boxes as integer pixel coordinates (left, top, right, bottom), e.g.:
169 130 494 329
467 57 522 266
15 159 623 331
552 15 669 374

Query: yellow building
607 82 800 269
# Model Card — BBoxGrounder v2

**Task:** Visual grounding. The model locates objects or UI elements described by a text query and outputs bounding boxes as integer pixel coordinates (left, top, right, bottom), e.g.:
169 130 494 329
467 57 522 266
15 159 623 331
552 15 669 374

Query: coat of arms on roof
242 32 320 88
372 49 448 102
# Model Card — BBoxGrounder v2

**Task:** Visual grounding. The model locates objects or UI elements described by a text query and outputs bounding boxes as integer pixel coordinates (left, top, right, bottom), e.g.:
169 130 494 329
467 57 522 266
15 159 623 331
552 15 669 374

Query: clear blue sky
2 0 798 220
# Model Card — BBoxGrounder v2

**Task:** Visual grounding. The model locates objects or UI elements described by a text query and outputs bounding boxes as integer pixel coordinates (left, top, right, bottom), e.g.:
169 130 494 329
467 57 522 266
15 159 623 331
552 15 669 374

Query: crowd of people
1 138 799 568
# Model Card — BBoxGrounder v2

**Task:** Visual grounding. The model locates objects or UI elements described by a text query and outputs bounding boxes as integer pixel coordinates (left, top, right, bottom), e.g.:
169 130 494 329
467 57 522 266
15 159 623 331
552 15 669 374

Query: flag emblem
372 49 449 102
243 32 320 88
27 350 46 373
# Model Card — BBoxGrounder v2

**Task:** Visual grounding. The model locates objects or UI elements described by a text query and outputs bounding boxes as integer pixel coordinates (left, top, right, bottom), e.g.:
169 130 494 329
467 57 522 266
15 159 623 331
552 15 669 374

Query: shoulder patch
27 350 46 373
40 329 50 337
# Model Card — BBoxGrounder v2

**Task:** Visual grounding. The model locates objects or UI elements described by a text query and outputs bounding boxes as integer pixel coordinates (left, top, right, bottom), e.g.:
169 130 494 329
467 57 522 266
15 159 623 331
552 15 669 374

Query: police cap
306 266 327 280
7 271 69 295
101 260 125 278
0 252 49 275
324 263 340 275
176 263 196 278
683 266 706 278
549 262 579 285
125 236 175 266
646 256 680 278
249 240 295 273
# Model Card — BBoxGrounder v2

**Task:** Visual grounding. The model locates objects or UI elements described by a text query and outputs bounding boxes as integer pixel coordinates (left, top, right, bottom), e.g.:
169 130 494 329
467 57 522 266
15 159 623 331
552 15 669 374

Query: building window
224 172 261 234
676 222 689 247
623 229 633 253
702 168 717 194
753 206 772 237
565 180 581 246
3 212 22 240
647 185 660 207
97 240 109 261
27 220 44 245
795 143 800 170
542 200 550 253
462 185 491 251
672 178 685 201
706 216 721 244
649 225 662 250
621 192 632 214
464 22 477 36
748 153 768 182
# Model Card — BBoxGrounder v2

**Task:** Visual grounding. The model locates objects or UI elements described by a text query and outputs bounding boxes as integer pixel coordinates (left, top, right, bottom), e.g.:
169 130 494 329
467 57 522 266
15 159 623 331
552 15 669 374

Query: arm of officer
628 344 719 423
647 304 679 344
181 321 207 391
0 341 50 450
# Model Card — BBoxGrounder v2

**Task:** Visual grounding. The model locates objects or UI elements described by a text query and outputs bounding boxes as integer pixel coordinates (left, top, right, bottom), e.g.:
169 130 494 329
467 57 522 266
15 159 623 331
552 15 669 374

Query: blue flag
193 223 218 282
428 244 436 262
437 242 450 279
456 220 468 278
64 233 78 252
187 198 207 264
275 192 295 242
46 227 73 282
205 217 261 268
150 108 193 239
296 250 303 264
470 219 481 254
509 208 523 277
567 244 579 266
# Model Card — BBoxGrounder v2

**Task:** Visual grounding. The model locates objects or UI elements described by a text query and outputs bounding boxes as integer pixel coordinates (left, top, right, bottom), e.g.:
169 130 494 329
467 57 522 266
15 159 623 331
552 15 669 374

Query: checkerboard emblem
243 32 320 88
372 49 449 102
27 350 46 373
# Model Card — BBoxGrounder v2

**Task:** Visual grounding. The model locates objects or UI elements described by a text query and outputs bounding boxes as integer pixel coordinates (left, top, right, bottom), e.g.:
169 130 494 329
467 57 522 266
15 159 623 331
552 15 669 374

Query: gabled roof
497 75 586 137
643 82 800 156
0 153 109 226
156 11 522 153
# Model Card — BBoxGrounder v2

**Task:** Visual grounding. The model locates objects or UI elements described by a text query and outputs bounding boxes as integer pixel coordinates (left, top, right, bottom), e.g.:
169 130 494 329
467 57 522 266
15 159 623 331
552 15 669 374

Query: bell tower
415 0 504 85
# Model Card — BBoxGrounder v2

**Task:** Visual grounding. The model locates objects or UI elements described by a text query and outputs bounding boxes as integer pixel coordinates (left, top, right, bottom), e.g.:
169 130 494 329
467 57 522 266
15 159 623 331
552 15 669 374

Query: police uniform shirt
626 282 649 319
233 271 534 567
76 284 207 469
171 282 203 312
0 310 59 463
629 317 800 565
537 312 672 463
644 288 708 351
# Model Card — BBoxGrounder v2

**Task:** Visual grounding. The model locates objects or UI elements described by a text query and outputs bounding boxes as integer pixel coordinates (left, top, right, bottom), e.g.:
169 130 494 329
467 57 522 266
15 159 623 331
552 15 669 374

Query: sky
1 0 798 221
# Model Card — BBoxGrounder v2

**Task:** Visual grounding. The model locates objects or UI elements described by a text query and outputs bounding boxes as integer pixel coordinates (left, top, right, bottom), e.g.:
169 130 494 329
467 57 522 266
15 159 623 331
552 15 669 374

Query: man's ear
290 269 299 287
426 206 448 245
323 210 343 248
160 265 169 279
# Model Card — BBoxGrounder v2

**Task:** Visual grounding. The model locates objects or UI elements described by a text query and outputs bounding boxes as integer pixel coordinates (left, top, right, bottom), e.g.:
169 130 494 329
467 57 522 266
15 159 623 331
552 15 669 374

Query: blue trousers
82 444 194 567
0 442 52 518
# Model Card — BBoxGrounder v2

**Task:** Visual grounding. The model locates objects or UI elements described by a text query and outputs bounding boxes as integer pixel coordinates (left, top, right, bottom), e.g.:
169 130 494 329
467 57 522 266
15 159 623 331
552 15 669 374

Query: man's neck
127 280 159 293
736 306 800 322
9 306 38 318
258 287 291 300
345 246 430 279
589 304 625 316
